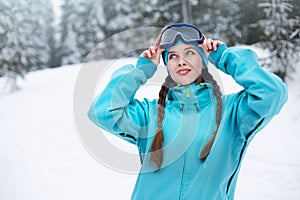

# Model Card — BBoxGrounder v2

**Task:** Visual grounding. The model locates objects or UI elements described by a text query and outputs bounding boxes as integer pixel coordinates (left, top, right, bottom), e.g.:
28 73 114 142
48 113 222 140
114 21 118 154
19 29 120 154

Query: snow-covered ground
0 53 299 199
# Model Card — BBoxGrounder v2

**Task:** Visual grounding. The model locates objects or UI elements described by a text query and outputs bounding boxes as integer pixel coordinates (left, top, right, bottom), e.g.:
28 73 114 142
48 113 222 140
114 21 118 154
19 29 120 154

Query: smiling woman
165 44 206 85
87 23 288 200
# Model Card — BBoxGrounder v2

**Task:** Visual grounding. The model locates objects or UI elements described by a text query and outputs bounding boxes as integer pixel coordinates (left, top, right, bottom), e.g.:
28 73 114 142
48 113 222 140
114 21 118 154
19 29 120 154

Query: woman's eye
169 54 176 59
186 50 195 55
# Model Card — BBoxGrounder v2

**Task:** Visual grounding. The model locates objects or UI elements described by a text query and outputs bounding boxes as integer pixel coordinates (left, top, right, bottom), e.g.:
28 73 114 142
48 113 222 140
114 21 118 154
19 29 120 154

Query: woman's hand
141 34 163 65
199 36 223 57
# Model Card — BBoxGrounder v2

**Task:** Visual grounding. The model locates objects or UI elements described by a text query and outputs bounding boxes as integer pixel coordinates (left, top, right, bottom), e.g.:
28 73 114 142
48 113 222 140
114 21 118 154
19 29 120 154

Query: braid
200 67 223 161
150 76 174 170
150 69 222 167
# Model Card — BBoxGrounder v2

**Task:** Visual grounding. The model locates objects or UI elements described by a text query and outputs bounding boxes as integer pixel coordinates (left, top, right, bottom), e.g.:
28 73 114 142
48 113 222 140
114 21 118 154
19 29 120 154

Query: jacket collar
167 82 216 112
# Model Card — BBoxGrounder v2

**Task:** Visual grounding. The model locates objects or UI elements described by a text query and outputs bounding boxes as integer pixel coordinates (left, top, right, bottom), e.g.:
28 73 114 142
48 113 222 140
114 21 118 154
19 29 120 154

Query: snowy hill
0 55 299 200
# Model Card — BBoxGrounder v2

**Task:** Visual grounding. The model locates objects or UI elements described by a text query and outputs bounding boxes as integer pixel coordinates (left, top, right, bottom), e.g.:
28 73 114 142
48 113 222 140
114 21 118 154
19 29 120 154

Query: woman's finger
213 42 218 51
206 38 213 51
150 46 156 54
153 34 161 51
147 50 152 58
199 38 224 56
202 37 210 51
141 50 151 58
212 40 223 51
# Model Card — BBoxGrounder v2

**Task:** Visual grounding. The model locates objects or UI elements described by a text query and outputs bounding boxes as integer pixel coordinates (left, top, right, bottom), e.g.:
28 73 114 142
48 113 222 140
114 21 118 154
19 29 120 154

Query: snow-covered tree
0 0 55 92
86 0 163 60
0 0 25 92
236 0 266 45
60 0 104 65
258 0 300 81
132 0 182 27
101 0 134 36
60 0 81 65
26 0 55 69
192 0 242 45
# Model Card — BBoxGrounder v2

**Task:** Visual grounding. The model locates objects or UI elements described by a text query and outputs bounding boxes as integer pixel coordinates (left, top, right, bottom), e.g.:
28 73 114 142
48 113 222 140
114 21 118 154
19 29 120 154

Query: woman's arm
87 57 157 144
88 35 163 144
207 43 288 139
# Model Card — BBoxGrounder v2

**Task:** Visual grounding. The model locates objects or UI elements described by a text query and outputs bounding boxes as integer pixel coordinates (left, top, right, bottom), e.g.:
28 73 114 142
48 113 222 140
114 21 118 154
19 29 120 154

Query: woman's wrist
208 43 228 67
136 56 157 79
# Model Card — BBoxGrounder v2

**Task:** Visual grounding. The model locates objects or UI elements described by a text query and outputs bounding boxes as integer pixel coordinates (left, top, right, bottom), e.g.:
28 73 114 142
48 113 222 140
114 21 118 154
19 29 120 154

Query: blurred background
0 0 299 92
0 0 300 200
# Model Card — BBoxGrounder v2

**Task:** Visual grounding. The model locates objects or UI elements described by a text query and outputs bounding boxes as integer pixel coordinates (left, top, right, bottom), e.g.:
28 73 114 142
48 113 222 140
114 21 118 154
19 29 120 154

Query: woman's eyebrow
169 46 196 55
184 47 195 51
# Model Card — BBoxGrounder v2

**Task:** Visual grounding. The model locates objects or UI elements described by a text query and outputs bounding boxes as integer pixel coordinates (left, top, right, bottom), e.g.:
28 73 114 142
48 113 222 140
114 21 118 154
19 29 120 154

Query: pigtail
150 68 222 168
199 67 223 161
150 76 174 170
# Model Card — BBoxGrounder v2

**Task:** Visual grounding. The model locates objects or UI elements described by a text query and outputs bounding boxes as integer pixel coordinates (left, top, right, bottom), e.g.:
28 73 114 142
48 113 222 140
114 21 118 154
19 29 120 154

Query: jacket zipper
226 119 264 194
179 119 189 199
179 152 187 199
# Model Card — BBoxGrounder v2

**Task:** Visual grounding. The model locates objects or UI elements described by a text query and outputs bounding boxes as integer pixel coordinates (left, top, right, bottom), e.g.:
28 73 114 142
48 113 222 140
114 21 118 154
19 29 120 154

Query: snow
0 54 300 199
51 0 63 17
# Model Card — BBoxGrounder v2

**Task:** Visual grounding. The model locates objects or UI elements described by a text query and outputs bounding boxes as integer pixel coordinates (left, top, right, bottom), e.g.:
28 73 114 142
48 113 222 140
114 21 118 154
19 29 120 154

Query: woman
88 23 288 199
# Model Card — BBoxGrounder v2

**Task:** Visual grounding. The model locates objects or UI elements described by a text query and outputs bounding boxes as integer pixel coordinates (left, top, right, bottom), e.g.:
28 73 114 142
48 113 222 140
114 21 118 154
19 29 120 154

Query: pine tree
25 0 55 70
60 0 83 65
101 0 134 36
0 0 24 92
192 0 241 45
60 0 104 65
258 0 299 81
0 0 55 92
88 0 139 60
44 1 58 68
235 0 266 45
132 0 182 27
75 0 104 61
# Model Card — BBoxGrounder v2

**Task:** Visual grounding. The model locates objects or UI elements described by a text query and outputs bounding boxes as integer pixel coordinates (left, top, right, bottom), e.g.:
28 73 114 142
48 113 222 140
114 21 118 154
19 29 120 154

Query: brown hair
150 67 222 170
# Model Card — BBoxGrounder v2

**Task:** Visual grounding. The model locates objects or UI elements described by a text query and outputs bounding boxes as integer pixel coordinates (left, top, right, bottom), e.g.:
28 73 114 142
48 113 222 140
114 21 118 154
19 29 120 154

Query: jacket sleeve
87 57 157 144
208 44 288 140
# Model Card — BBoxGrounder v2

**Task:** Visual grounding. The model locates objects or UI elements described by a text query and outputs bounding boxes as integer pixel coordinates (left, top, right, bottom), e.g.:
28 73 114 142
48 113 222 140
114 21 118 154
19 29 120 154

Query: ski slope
0 54 299 200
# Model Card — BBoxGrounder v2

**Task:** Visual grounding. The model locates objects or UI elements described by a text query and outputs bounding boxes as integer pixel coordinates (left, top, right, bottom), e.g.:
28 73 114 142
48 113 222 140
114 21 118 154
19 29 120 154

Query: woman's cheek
167 63 176 73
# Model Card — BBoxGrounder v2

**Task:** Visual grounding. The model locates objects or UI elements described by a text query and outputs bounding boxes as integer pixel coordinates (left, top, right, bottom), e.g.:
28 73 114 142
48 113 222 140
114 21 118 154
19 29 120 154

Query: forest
0 0 299 91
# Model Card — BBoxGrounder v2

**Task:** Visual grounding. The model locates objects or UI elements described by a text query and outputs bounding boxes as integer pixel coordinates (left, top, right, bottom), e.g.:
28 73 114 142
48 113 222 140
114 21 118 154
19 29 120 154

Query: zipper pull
193 103 200 112
180 103 185 112
186 86 190 98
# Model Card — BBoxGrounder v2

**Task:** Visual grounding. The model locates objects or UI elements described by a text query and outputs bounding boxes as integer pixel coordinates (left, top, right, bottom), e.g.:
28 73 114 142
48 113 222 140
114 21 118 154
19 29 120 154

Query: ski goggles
160 23 204 48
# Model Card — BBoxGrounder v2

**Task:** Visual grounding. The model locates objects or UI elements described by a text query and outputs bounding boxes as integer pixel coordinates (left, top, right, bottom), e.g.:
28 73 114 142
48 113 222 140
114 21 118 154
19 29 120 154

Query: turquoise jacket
88 44 288 200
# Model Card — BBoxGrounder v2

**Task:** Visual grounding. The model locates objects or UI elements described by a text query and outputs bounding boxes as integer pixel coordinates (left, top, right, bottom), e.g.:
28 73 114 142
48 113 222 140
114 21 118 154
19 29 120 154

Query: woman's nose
178 56 186 67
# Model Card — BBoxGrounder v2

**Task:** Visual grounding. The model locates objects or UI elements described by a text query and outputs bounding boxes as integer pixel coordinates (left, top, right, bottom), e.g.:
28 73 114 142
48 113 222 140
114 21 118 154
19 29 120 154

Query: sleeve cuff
208 43 228 67
135 56 157 79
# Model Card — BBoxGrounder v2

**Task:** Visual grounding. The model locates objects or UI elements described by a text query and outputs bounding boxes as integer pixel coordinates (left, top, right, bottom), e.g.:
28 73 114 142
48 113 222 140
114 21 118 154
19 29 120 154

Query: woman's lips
177 69 191 76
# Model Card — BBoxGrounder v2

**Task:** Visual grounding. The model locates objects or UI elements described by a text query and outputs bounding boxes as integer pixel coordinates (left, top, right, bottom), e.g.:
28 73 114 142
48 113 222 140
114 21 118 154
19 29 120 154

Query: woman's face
167 44 204 85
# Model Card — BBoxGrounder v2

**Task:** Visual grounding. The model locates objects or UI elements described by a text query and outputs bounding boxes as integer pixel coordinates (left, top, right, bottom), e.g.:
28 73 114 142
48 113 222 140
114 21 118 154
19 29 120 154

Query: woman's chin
178 80 193 86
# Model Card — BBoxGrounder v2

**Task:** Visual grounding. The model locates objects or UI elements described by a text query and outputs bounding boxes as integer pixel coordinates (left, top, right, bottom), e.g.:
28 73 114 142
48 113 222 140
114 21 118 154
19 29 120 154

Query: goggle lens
160 24 204 48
